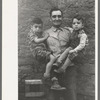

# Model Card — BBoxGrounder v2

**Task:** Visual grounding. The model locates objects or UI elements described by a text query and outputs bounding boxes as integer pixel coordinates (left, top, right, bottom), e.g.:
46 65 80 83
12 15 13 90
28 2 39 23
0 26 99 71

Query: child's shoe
44 73 50 79
53 63 59 68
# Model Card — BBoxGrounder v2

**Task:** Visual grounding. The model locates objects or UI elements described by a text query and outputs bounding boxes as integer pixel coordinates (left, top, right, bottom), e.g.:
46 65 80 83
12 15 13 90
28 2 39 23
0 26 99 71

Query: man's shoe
51 77 66 90
51 84 66 90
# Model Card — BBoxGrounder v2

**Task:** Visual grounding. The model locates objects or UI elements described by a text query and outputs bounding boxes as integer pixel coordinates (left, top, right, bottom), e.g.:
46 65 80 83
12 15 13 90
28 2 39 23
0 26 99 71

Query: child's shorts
68 51 85 64
31 46 51 63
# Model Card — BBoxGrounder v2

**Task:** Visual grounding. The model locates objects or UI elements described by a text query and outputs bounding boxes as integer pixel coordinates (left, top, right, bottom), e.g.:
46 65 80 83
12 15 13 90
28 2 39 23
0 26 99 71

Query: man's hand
54 67 65 73
44 33 49 39
68 50 78 60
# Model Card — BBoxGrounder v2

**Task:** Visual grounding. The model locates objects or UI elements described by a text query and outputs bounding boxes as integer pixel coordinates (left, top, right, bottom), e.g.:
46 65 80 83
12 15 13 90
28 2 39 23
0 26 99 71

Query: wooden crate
25 79 45 97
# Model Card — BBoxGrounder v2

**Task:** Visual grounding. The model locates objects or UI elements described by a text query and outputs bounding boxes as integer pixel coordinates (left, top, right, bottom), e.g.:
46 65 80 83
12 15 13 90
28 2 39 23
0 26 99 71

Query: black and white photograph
2 0 98 100
18 0 96 100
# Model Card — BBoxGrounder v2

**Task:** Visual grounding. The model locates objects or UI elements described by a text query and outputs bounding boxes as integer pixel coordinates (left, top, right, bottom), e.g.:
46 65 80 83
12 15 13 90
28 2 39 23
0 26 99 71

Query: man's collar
51 26 63 32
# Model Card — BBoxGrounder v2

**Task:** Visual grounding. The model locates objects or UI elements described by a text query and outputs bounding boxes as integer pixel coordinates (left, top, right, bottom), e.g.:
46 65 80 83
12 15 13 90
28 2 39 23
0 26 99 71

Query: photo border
95 0 98 100
2 0 98 100
98 0 99 99
0 0 2 100
2 0 18 100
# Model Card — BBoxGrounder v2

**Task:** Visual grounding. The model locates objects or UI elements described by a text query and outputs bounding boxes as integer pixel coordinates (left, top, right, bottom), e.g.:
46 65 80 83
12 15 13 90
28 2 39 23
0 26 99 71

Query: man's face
72 18 83 31
50 10 63 27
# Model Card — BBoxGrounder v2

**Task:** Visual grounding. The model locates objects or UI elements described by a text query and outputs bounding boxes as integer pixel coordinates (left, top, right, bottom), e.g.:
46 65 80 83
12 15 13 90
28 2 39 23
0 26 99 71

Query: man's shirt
44 26 71 57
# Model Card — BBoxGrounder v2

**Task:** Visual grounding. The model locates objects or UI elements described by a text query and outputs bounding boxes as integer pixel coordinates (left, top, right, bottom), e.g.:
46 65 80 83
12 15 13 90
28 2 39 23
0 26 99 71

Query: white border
2 0 18 100
2 0 98 100
95 0 98 100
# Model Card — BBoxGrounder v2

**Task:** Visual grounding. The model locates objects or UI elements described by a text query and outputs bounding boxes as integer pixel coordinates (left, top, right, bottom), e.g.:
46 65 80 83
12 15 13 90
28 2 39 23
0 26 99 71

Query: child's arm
69 33 88 53
34 34 48 43
34 33 49 43
28 31 49 43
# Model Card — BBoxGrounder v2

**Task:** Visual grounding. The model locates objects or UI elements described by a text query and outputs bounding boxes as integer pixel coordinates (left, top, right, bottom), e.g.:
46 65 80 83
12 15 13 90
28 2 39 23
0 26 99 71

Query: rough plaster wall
18 0 95 100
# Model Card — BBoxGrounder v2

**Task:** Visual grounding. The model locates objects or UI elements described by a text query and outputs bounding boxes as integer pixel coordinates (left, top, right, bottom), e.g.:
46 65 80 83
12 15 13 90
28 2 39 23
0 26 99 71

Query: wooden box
25 79 45 97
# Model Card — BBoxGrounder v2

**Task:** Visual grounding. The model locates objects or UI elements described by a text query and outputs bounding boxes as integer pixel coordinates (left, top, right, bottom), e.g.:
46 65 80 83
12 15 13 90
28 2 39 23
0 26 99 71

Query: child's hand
69 50 76 54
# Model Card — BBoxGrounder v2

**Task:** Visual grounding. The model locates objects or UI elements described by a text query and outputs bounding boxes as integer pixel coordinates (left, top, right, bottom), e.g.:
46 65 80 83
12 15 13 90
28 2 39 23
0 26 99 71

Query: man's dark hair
49 7 63 17
73 14 84 24
31 17 43 25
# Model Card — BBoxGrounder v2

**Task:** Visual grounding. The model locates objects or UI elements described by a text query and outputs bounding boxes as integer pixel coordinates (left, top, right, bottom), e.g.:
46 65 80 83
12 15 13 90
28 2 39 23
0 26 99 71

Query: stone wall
18 0 95 100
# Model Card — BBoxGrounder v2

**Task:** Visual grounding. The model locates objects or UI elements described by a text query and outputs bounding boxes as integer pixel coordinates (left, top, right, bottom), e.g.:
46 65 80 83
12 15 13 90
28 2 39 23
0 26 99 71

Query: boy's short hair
31 17 43 25
73 14 84 24
49 7 63 17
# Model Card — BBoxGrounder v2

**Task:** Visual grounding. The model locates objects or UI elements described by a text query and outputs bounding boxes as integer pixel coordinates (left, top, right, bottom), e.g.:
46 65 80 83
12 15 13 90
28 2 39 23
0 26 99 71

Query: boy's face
31 24 43 33
72 18 84 31
50 10 63 27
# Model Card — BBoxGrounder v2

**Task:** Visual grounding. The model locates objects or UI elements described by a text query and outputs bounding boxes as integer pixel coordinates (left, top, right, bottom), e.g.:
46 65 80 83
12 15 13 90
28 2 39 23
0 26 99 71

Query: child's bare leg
55 55 72 73
61 57 72 70
57 47 72 63
61 52 77 71
44 55 57 78
54 47 72 68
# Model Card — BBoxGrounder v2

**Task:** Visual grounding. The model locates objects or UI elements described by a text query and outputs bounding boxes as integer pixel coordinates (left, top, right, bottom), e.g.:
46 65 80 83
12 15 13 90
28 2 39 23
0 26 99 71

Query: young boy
28 17 59 78
53 15 88 74
28 18 51 63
